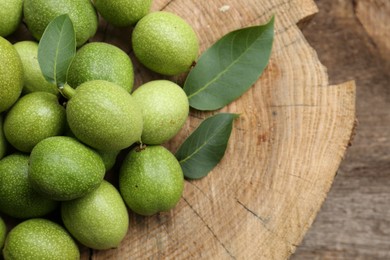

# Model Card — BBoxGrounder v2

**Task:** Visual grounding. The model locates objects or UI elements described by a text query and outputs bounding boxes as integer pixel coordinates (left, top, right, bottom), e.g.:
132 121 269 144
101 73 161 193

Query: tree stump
86 0 356 259
7 0 356 259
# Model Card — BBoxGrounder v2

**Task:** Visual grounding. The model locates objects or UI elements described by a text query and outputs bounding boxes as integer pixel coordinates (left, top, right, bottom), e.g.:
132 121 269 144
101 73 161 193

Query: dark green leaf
175 113 239 179
38 14 76 87
184 16 274 111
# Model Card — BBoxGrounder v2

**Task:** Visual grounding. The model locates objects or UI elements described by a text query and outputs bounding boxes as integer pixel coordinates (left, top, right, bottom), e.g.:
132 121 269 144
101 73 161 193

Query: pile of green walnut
0 0 199 258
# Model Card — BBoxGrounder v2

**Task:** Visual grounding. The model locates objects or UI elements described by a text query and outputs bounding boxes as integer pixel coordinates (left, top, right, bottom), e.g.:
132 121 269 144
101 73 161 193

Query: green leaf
184 16 274 111
175 113 239 179
38 14 76 87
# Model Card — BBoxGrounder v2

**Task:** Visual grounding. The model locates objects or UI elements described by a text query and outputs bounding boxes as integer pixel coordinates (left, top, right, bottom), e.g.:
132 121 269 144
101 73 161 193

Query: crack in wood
247 0 290 26
188 112 207 120
269 104 320 108
187 181 213 201
160 0 175 11
288 173 313 184
236 199 300 252
182 196 236 259
160 224 199 259
280 37 304 50
236 199 270 228
276 23 295 35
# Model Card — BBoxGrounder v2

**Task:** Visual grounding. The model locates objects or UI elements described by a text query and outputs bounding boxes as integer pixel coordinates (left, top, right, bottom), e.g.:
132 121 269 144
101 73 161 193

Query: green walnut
119 145 184 216
0 37 23 113
93 0 152 27
0 0 23 37
132 11 199 76
67 42 134 92
13 41 58 95
97 150 120 171
132 80 189 144
0 154 58 219
2 218 79 260
65 80 143 151
24 0 98 47
4 92 66 153
29 136 105 201
61 180 129 250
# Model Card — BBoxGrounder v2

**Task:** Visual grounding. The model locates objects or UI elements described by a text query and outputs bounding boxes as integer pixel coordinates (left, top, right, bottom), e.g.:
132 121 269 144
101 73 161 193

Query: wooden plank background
292 0 390 259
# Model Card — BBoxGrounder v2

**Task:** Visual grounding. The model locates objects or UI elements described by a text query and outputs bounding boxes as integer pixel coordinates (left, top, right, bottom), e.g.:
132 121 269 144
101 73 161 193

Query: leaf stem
59 84 76 100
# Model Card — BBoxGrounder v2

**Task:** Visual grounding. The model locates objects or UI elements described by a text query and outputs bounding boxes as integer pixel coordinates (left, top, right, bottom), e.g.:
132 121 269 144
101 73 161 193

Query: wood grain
87 0 355 259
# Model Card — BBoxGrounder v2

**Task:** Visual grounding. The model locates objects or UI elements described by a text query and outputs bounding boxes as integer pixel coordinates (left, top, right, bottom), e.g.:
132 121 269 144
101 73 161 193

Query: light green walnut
14 41 58 95
0 0 23 37
4 92 66 153
24 0 98 47
61 181 129 250
132 11 199 75
65 80 143 151
93 0 153 26
0 37 23 113
132 80 189 145
67 42 134 92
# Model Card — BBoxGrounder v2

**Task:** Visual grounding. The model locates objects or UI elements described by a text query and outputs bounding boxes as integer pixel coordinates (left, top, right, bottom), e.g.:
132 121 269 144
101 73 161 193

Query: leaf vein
187 28 269 100
179 120 232 164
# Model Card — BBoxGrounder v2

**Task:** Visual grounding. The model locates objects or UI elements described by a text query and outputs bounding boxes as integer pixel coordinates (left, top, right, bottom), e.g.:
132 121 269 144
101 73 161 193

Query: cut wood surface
88 1 355 259
7 1 356 259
